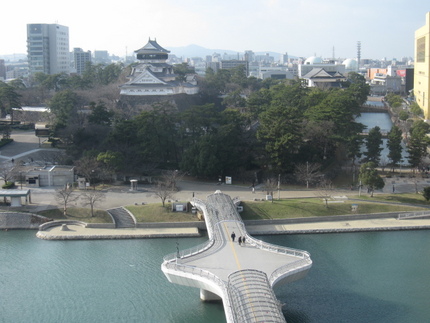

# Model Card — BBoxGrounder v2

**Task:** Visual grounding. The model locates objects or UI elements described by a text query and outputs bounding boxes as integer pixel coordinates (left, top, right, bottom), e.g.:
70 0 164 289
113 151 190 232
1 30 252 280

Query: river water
1 230 430 323
356 112 408 162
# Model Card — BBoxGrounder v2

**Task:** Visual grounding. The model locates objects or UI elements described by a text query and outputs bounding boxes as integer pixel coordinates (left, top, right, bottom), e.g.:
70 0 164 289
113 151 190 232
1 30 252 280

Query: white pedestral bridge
162 190 312 323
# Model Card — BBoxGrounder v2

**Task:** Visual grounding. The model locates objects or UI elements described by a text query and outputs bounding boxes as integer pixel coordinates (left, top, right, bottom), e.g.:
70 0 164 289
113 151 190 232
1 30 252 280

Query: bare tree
294 162 321 188
0 163 16 186
37 150 67 165
153 181 176 207
410 176 423 194
315 178 334 208
160 170 184 191
55 186 79 216
79 190 106 217
379 157 388 174
263 177 278 203
74 156 100 188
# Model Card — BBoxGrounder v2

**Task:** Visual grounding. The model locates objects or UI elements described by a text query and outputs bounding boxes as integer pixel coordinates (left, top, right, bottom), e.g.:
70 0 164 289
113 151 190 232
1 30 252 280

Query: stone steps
107 207 136 228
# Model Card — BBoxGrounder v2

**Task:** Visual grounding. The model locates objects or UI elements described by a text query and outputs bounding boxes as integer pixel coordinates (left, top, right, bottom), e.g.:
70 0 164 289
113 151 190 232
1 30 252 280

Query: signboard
225 176 232 185
396 70 406 77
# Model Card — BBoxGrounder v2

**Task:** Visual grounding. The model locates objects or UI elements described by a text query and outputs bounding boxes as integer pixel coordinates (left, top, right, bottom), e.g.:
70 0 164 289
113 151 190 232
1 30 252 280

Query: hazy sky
2 0 429 60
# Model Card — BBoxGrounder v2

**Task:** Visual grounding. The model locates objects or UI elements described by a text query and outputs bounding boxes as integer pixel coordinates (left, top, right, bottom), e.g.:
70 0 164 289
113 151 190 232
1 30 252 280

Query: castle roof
303 68 345 80
135 38 170 55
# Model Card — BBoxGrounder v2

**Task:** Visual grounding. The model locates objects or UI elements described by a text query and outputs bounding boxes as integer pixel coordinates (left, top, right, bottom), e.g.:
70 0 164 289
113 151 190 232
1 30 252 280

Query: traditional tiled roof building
302 68 346 88
120 38 199 96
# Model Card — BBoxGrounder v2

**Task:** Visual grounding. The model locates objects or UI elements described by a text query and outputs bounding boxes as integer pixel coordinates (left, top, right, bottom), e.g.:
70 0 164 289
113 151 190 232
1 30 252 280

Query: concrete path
0 130 61 165
36 225 201 240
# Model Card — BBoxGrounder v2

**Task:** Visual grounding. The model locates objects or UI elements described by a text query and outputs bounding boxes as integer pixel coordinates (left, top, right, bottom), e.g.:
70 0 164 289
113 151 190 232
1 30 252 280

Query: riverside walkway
161 190 312 323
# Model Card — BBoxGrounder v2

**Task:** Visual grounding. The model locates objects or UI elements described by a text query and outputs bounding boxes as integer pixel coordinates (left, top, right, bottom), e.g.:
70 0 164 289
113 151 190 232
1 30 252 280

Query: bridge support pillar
200 289 221 302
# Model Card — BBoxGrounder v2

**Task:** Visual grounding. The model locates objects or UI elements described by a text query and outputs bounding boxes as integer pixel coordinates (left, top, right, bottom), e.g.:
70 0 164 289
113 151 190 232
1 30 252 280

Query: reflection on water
365 100 385 107
357 112 392 132
356 112 408 161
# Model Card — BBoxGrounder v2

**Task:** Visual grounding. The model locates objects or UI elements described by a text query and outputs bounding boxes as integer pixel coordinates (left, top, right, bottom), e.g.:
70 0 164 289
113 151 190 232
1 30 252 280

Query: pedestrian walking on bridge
231 232 236 242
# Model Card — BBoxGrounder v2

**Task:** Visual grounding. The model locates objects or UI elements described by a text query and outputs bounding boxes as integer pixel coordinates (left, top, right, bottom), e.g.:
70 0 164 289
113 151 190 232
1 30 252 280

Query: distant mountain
166 44 237 58
0 53 27 61
166 44 285 60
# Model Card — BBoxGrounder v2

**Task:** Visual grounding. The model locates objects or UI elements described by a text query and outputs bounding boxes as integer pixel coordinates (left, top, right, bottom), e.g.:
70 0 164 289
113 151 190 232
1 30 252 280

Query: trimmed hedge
0 138 13 148
2 181 15 189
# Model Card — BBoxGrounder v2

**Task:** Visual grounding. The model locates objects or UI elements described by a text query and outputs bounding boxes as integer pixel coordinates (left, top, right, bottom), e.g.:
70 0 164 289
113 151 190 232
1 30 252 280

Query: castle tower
120 38 198 97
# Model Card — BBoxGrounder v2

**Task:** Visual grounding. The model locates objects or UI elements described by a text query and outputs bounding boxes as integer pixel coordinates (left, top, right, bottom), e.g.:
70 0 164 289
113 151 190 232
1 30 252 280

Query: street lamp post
306 161 309 189
277 174 281 200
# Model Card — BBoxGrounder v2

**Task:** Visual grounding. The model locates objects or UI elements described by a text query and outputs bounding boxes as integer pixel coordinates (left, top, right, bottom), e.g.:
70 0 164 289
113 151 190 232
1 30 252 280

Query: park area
36 193 429 224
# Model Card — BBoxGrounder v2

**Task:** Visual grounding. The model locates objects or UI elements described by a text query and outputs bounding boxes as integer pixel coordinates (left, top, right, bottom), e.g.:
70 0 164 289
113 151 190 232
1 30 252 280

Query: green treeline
43 70 371 181
4 63 430 188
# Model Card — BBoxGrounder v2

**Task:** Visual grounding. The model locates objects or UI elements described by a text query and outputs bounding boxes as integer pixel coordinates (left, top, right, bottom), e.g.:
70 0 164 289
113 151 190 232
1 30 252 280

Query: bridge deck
162 190 312 323
182 219 300 281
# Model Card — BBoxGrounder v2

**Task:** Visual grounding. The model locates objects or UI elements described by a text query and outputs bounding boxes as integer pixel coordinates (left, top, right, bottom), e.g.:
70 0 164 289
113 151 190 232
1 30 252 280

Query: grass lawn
240 196 428 220
125 203 199 223
34 194 430 223
37 207 112 223
354 193 430 205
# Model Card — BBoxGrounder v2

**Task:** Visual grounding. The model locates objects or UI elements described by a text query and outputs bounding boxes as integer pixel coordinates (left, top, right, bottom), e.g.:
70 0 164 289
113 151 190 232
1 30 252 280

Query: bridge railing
163 239 215 263
246 235 311 259
398 210 430 220
228 269 286 323
163 262 235 323
269 258 312 286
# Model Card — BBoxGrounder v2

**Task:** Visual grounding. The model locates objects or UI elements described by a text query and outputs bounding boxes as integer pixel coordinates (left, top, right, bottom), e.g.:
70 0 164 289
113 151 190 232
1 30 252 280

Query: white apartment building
73 48 91 75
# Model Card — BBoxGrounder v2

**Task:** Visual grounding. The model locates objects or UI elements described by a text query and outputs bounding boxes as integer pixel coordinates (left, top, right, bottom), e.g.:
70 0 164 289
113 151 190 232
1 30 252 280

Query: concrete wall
0 212 51 229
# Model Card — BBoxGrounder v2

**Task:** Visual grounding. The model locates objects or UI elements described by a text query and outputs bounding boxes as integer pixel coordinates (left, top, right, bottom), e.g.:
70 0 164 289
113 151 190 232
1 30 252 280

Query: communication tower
357 41 361 69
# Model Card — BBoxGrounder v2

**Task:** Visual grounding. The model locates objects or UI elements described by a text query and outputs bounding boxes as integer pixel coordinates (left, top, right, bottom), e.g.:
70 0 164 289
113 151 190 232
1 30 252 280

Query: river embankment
18 211 430 240
0 212 51 230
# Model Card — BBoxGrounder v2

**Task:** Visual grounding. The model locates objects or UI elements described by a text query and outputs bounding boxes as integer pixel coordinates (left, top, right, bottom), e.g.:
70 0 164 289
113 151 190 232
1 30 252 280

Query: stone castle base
117 93 205 114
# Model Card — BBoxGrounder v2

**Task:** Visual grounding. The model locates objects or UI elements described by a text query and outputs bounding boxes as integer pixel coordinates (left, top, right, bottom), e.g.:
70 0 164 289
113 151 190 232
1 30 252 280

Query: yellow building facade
415 12 430 119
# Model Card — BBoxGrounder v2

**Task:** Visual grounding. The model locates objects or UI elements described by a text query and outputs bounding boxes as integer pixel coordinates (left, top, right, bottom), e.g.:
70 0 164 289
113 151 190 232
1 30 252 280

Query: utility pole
306 161 309 189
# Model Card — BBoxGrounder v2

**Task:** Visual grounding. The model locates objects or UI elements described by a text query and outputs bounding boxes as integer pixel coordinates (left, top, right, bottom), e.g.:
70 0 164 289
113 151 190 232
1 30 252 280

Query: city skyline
1 0 429 60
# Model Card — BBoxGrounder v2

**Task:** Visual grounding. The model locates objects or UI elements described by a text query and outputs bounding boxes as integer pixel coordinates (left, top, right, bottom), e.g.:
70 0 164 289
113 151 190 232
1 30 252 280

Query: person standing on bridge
238 236 242 245
231 232 236 242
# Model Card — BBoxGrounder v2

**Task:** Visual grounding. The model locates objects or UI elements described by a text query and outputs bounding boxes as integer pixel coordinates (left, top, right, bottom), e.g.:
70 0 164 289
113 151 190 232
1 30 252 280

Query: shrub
0 138 13 148
2 181 15 189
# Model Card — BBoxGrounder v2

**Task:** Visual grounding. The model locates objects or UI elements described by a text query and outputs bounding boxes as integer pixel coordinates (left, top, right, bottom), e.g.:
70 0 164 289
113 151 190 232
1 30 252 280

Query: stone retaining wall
243 212 400 227
85 223 116 229
0 212 51 229
247 225 430 236
136 221 206 230
38 220 88 231
36 231 201 240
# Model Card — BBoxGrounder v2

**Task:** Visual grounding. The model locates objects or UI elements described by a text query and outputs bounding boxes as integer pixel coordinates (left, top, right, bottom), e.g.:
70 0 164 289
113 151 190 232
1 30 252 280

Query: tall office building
414 12 430 119
73 48 91 75
27 23 70 75
0 59 6 80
